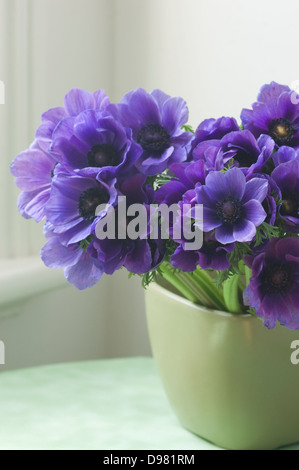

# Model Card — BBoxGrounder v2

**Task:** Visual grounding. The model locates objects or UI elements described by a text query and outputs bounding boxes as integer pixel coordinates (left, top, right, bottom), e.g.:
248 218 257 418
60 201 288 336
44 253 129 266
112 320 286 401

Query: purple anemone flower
45 170 118 245
50 110 141 178
10 141 56 222
108 88 192 176
155 159 206 207
191 130 275 176
35 88 110 153
191 116 239 145
171 231 235 272
219 131 275 176
41 226 103 290
92 174 165 275
243 237 299 330
241 81 299 148
271 159 299 231
189 116 240 172
196 167 268 244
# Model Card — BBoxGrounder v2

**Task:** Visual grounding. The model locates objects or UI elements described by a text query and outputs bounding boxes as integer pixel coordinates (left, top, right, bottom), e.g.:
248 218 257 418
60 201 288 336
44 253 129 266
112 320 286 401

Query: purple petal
272 146 298 166
202 207 222 231
17 188 50 222
11 149 54 191
93 89 110 110
124 240 152 274
64 88 95 116
51 138 87 169
127 88 161 126
41 106 67 124
233 219 257 242
258 81 290 105
41 238 82 268
243 178 268 203
215 225 235 244
161 96 189 134
242 200 267 226
205 167 246 201
171 246 199 272
64 251 103 290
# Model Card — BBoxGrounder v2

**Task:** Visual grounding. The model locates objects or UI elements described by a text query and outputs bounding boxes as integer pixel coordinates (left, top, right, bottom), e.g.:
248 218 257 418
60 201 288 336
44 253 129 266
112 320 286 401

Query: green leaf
215 242 251 288
254 222 281 247
78 235 93 252
181 124 195 133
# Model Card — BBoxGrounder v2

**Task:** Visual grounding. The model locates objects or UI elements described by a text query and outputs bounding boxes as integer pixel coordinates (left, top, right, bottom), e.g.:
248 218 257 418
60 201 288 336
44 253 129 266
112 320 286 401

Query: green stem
244 265 252 288
159 263 199 304
176 271 214 307
159 262 227 311
193 267 227 311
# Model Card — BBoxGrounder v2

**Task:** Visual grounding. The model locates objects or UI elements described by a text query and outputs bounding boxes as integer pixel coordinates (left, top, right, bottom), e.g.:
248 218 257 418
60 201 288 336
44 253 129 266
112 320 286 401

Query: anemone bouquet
11 82 299 331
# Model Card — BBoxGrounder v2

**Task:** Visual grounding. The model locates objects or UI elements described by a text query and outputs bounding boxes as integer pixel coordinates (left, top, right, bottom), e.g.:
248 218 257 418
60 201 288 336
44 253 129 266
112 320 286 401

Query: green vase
145 281 299 450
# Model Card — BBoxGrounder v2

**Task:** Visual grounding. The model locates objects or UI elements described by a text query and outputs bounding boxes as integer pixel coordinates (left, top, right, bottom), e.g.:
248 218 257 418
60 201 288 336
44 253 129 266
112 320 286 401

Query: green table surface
0 357 297 450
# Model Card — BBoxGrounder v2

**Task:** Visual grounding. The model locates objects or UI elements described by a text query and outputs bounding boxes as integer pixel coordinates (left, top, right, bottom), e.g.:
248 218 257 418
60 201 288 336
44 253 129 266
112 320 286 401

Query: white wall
112 0 299 126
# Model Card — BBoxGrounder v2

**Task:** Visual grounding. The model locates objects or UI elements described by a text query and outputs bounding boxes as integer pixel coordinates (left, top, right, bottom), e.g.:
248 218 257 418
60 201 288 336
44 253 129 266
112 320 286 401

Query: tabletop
0 357 297 450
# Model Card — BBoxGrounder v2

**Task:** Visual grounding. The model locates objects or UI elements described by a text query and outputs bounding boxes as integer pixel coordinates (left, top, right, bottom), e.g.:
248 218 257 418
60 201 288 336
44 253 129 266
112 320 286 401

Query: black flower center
268 118 295 145
201 234 219 254
234 150 255 168
265 265 290 292
78 187 109 221
216 197 242 224
137 124 170 152
87 144 121 168
281 198 299 217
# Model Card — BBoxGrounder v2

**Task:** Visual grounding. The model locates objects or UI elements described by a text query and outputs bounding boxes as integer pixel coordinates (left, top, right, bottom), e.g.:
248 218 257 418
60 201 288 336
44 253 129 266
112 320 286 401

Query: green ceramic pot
145 281 299 450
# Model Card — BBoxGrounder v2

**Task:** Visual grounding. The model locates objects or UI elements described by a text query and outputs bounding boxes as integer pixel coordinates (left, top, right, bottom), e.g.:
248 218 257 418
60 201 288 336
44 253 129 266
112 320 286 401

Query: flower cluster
11 82 299 330
11 88 191 289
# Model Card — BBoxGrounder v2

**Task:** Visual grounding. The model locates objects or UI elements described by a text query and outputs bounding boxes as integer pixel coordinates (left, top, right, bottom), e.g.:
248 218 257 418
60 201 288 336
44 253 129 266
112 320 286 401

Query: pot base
145 282 299 450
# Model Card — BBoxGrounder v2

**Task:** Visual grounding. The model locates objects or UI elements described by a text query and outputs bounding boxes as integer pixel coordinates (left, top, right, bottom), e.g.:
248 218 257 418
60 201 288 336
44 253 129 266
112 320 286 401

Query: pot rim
149 280 254 321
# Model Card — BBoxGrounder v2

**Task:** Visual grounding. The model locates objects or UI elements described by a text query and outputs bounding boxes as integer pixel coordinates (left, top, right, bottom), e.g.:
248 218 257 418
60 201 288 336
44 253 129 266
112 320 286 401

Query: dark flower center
268 118 295 145
265 265 290 292
87 144 121 168
137 124 170 152
234 150 254 168
281 198 299 217
201 234 220 254
78 187 109 221
216 197 242 224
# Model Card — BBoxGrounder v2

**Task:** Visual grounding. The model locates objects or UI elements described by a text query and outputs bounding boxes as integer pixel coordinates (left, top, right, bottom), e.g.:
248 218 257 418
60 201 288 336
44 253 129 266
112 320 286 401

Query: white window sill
0 257 67 318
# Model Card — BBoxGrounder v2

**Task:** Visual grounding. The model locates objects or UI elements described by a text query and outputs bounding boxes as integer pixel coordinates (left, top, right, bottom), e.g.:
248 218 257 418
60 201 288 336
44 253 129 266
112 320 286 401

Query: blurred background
0 0 298 370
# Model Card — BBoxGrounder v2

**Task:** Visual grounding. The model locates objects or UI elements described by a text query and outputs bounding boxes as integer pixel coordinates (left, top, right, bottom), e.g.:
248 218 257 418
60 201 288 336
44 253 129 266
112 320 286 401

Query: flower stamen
269 118 295 145
137 124 170 152
78 187 109 221
216 197 242 224
87 144 120 168
264 264 290 292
